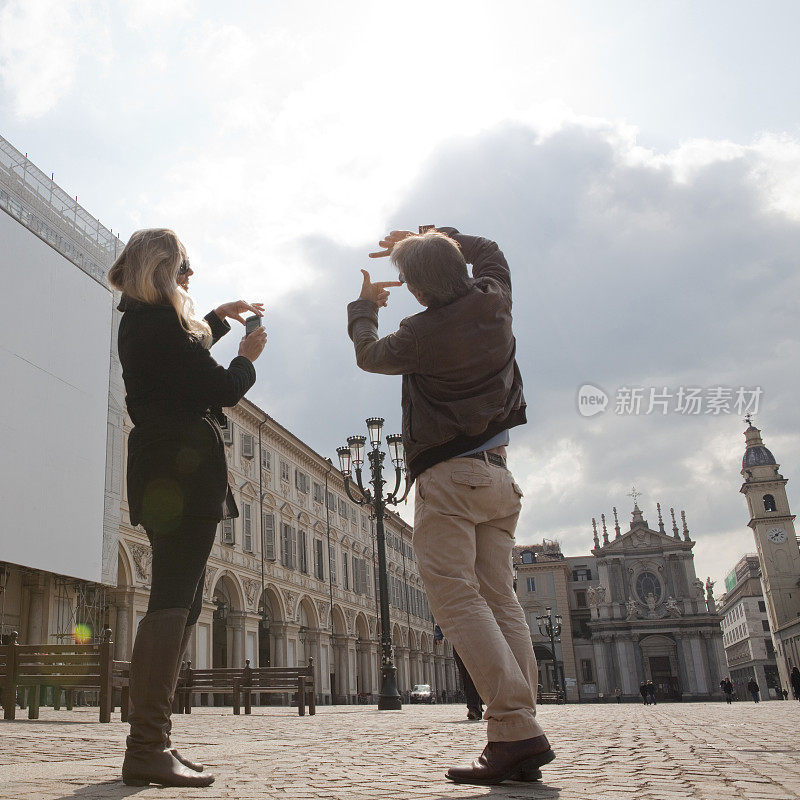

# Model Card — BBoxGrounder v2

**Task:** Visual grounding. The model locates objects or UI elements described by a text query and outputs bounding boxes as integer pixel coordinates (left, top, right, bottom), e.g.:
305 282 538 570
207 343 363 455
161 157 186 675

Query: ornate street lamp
337 417 410 710
536 606 564 698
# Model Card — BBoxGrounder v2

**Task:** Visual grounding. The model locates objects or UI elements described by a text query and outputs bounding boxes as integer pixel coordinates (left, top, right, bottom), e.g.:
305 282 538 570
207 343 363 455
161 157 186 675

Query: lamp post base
377 662 403 710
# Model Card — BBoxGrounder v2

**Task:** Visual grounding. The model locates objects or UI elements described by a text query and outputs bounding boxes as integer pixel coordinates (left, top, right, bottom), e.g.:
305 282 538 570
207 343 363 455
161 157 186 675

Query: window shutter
290 527 297 570
222 418 233 445
241 434 254 459
298 530 308 573
243 503 252 551
262 513 275 561
221 518 234 544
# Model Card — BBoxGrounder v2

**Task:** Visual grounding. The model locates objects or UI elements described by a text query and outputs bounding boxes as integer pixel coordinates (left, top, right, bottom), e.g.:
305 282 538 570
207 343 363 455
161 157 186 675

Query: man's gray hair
391 231 471 308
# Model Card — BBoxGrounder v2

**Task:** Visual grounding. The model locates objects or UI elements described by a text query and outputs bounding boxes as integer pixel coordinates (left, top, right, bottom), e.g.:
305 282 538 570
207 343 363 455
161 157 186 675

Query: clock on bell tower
740 420 800 687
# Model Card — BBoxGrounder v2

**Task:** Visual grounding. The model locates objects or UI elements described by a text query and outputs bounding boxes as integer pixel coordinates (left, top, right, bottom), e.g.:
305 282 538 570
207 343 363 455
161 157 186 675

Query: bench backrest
0 630 115 687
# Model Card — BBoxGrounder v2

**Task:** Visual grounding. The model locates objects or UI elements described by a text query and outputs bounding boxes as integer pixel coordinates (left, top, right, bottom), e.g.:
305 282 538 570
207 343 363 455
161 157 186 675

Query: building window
242 503 253 551
765 638 775 658
342 551 349 589
313 482 324 504
261 448 272 471
525 576 535 592
763 494 777 512
521 550 535 564
326 490 336 509
576 589 587 608
262 513 275 561
580 659 594 683
758 600 766 613
313 539 325 580
295 470 309 494
280 460 290 483
298 530 308 573
280 523 296 569
762 620 771 632
635 572 662 604
361 514 368 532
221 417 233 445
241 433 254 459
221 518 234 545
338 498 348 518
572 568 592 582
329 544 337 584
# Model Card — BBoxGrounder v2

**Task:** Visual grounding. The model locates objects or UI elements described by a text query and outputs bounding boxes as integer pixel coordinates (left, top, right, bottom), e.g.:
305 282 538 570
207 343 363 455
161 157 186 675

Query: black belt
462 451 507 468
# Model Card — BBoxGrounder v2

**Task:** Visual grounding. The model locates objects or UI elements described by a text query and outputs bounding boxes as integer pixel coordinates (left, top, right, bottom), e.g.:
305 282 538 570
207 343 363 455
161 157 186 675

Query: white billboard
0 211 113 583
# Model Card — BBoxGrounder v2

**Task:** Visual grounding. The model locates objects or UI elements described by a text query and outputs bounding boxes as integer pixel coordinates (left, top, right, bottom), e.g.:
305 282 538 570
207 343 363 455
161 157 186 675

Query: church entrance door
649 655 680 700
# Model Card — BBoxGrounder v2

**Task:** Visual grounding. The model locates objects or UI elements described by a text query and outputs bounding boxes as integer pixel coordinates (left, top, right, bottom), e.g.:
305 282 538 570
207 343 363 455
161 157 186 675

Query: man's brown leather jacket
347 227 526 479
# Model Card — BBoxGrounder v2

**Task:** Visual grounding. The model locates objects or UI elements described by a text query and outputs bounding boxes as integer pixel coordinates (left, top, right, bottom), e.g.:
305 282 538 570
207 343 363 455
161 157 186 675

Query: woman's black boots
122 608 215 787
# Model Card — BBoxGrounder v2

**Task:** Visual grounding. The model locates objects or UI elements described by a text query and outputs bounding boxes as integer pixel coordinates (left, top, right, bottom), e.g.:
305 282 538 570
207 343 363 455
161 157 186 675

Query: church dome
742 425 777 468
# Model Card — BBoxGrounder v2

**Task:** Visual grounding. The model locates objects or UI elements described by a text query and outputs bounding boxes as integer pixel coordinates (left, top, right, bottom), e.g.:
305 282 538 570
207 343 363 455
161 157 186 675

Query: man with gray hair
347 227 554 785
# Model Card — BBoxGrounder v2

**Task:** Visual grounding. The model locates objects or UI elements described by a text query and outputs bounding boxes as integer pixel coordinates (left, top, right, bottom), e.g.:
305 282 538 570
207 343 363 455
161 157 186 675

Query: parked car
410 683 435 704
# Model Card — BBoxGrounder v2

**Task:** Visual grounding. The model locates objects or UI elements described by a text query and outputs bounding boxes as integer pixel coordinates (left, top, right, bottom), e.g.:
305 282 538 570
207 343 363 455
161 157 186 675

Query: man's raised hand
360 269 402 308
368 230 416 258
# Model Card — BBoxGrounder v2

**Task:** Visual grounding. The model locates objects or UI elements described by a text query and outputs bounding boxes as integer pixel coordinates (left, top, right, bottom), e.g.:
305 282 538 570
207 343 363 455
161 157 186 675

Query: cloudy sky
3 0 800 588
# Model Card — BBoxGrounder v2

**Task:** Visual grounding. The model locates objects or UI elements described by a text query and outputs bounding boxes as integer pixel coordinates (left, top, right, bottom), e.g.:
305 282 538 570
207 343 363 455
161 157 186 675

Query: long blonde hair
108 228 212 347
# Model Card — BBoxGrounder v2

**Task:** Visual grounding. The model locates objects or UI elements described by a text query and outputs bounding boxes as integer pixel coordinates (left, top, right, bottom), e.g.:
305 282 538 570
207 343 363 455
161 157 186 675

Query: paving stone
0 702 800 799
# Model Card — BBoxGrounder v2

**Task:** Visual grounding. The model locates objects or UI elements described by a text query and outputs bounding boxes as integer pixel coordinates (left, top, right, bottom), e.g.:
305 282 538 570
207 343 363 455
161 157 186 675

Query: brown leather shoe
123 748 214 787
446 735 555 786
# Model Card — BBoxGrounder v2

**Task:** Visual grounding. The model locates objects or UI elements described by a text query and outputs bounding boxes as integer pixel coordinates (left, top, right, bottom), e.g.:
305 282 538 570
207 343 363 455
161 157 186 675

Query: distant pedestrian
747 678 760 703
646 681 657 705
614 687 622 703
720 677 734 704
782 688 789 700
791 667 800 700
639 682 648 705
453 649 484 720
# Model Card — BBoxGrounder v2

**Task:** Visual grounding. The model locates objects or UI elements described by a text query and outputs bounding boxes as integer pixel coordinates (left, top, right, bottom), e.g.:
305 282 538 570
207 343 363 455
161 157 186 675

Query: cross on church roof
627 486 642 506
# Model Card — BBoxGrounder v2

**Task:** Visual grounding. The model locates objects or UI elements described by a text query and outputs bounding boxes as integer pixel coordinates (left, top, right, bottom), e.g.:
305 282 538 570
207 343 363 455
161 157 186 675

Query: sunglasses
178 259 191 276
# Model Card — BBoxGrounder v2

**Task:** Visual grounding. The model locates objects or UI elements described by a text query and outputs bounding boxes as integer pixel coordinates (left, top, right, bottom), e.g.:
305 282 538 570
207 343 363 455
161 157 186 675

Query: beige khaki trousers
413 455 543 743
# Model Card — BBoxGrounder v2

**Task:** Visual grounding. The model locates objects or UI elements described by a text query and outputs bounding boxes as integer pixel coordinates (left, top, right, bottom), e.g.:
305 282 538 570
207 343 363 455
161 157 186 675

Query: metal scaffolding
53 577 109 645
0 134 122 285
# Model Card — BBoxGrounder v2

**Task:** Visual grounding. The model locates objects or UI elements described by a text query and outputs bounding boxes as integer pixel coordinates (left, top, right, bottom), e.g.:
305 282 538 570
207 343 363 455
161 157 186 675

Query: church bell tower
740 420 800 685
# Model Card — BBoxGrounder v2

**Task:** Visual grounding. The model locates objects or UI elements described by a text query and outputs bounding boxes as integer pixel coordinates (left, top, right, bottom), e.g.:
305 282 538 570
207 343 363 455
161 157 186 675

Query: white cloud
123 0 195 31
0 0 110 118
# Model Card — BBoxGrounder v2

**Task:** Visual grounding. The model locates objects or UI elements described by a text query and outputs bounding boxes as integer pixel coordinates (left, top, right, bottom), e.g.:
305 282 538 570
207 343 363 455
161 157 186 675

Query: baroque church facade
585 502 727 701
515 501 727 703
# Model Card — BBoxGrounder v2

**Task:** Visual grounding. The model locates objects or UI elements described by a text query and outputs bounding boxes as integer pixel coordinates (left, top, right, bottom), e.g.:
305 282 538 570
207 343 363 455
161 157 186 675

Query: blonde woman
108 229 266 787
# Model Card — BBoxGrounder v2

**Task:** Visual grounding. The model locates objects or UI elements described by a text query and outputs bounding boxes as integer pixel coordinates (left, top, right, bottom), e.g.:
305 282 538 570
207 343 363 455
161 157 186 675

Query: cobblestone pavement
1 701 799 800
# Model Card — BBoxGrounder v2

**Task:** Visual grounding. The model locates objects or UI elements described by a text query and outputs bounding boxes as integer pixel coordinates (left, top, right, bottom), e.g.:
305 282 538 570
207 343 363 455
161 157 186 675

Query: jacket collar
117 294 174 313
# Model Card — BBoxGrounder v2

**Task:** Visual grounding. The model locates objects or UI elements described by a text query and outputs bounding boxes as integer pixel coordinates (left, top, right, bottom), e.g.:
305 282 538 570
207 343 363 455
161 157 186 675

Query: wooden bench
176 664 245 714
537 691 564 705
0 630 130 723
176 659 316 716
233 658 315 716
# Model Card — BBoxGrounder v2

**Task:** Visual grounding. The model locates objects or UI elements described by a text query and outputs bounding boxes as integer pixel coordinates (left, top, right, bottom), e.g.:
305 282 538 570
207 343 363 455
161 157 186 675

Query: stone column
230 612 247 667
271 623 288 668
674 632 692 697
114 590 132 660
592 637 612 696
690 636 709 695
445 656 456 695
614 635 637 695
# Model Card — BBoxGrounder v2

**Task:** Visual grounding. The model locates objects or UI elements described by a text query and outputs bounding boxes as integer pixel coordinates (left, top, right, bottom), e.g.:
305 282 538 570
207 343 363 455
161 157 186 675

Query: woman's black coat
117 296 256 531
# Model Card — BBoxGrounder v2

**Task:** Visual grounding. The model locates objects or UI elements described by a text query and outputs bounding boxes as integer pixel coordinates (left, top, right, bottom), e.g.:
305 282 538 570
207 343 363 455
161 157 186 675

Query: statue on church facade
705 577 716 612
645 592 658 617
626 597 639 620
665 596 682 617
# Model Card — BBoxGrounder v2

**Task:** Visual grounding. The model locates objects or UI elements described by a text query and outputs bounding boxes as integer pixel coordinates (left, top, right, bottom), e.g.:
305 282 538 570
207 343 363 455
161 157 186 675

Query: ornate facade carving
129 543 152 584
